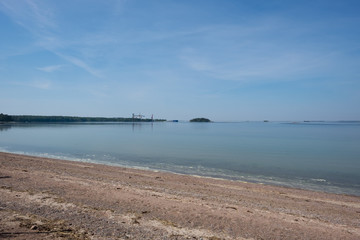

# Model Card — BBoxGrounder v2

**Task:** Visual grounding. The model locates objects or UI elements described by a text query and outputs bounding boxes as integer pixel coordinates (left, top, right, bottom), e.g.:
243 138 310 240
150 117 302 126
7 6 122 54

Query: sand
0 152 359 239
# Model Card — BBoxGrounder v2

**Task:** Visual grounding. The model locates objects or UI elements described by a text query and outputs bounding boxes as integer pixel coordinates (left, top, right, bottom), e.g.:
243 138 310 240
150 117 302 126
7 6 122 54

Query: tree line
0 114 165 123
0 113 13 122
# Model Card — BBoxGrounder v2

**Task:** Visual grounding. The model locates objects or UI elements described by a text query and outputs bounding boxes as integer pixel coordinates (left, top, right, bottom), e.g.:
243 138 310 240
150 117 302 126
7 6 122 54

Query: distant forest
0 114 165 123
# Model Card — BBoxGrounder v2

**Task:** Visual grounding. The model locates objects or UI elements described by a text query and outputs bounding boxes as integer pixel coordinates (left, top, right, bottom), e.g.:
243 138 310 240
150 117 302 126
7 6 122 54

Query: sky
1 0 360 121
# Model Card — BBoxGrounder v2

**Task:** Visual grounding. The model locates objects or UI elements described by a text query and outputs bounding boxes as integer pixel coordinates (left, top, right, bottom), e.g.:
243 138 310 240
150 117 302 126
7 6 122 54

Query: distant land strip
0 113 166 123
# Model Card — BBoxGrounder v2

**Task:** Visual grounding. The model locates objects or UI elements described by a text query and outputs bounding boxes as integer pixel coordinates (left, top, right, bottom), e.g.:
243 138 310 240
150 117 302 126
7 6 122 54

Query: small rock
225 206 237 210
30 225 38 230
132 219 140 224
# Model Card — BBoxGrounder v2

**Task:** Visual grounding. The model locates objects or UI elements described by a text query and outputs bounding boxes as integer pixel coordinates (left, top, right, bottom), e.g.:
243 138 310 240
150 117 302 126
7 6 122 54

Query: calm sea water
1 121 359 196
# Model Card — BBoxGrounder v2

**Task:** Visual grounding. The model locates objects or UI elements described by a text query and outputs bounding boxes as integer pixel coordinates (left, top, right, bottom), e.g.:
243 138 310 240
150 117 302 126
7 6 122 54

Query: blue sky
1 0 359 121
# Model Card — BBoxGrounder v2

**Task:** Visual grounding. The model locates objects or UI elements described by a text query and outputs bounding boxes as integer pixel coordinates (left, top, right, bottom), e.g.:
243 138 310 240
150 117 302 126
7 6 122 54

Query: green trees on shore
0 114 166 123
0 113 13 122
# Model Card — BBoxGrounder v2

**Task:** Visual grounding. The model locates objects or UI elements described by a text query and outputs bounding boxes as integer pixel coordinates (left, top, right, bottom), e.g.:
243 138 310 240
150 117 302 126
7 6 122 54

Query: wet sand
0 152 359 239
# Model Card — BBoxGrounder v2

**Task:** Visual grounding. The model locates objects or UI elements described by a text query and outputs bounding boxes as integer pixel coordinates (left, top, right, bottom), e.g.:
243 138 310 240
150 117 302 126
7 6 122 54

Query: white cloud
178 22 340 83
37 65 63 73
54 52 103 78
0 0 55 34
0 0 102 79
32 80 52 89
181 50 325 83
12 79 52 90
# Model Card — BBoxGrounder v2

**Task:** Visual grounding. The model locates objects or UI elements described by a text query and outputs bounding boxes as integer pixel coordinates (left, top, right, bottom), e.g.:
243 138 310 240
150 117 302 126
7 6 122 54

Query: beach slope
0 152 359 239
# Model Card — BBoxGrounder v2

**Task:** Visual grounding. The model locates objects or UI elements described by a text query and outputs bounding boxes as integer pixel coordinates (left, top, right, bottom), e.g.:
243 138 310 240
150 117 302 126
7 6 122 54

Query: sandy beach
0 152 359 239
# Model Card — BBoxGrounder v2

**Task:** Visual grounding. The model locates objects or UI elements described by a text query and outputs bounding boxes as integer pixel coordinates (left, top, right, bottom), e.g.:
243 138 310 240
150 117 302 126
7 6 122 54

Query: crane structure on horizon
132 113 155 121
132 113 145 119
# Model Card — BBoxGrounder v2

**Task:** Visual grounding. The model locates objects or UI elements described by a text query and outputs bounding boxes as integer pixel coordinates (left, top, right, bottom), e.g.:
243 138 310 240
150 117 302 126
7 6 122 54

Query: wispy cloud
12 79 52 90
37 64 63 73
178 21 342 83
54 52 103 78
32 79 52 89
0 0 102 79
181 50 328 83
0 0 55 34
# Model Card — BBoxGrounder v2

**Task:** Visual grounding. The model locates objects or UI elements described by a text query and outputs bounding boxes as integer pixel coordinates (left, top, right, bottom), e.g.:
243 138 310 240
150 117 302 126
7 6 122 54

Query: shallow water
1 121 359 195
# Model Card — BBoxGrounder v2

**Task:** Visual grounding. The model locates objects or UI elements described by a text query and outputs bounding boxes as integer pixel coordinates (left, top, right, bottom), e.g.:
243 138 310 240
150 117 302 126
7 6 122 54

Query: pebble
30 225 38 230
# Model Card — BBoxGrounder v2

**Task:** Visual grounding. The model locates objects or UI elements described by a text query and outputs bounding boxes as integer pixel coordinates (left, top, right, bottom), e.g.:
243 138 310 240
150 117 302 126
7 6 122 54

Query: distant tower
132 113 145 121
151 114 154 121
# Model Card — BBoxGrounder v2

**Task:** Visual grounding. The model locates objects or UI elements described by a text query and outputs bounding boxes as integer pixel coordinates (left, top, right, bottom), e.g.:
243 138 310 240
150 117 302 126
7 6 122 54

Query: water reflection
0 122 157 129
0 124 11 131
131 122 154 132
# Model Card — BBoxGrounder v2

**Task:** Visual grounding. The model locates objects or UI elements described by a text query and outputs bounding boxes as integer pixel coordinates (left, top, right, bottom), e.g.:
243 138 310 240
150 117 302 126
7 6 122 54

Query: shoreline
1 152 360 239
2 149 358 197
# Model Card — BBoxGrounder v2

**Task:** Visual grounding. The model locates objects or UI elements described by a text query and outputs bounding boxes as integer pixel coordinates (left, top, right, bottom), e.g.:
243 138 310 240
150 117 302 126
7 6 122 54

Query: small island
190 118 211 122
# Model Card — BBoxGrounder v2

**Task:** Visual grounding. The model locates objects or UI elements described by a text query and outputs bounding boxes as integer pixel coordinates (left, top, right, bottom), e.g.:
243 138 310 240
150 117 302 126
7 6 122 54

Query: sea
0 121 359 196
